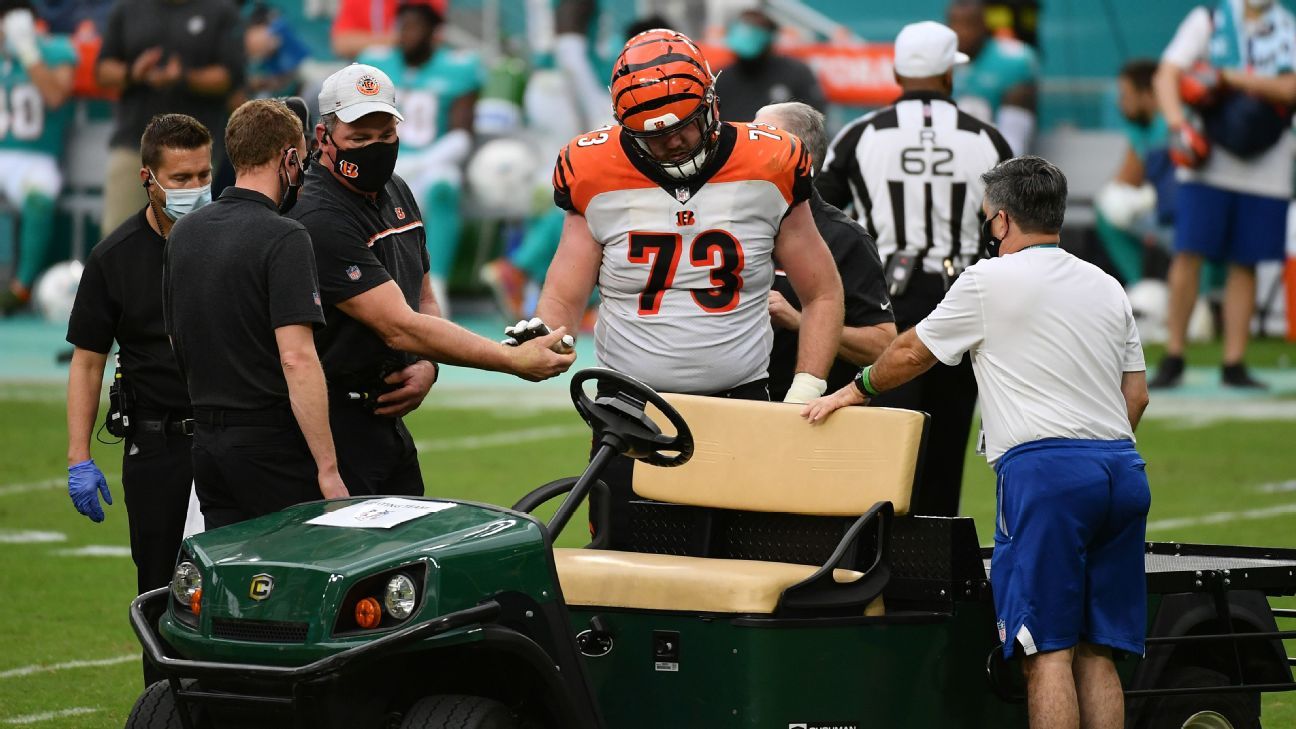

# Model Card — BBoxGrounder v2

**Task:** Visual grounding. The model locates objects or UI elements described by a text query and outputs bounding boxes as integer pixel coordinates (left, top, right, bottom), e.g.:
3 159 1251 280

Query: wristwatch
853 365 879 398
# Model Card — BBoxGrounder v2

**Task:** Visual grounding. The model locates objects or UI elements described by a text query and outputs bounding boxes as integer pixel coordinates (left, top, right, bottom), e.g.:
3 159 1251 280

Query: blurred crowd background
0 0 1290 345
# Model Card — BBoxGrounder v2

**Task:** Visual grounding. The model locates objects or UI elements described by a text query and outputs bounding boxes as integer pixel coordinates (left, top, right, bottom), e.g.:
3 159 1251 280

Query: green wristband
855 365 880 397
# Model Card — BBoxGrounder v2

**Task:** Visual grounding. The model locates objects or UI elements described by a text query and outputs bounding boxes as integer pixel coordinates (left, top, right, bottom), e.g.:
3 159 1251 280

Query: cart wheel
123 680 200 729
400 695 518 729
1145 667 1260 729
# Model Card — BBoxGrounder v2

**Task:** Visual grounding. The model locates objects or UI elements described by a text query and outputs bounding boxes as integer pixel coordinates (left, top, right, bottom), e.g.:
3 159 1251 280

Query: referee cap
894 21 970 78
318 64 404 124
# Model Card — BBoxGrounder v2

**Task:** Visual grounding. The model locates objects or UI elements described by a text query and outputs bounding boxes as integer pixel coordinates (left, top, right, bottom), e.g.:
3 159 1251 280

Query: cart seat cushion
633 395 925 516
553 548 885 615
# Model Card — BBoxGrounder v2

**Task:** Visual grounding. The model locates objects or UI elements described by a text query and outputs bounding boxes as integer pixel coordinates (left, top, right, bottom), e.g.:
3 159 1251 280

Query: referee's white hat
318 63 405 123
894 21 970 78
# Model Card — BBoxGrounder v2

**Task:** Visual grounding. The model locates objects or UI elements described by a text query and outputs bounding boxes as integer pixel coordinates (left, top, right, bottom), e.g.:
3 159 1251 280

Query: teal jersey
359 46 484 153
0 36 77 155
954 37 1039 121
1122 114 1169 159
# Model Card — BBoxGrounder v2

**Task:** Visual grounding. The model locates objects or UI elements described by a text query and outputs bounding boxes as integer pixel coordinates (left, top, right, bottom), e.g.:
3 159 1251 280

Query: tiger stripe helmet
611 29 721 180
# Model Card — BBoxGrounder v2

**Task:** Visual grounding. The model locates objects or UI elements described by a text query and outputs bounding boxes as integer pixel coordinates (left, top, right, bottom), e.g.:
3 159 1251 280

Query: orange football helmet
610 29 720 180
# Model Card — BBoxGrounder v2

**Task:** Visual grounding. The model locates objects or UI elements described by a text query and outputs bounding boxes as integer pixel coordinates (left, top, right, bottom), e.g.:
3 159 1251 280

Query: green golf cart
127 368 1296 729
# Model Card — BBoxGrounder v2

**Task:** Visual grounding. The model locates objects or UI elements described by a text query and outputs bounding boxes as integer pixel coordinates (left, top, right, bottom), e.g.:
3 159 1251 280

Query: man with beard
358 0 481 312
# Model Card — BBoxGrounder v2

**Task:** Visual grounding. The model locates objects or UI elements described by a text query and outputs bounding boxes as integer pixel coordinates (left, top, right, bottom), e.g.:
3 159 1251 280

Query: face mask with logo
726 21 773 61
981 211 1004 258
326 132 399 194
150 172 211 221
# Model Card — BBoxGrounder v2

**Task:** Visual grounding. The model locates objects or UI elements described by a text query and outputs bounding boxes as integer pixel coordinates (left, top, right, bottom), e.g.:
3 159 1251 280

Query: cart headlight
171 561 202 608
384 574 417 619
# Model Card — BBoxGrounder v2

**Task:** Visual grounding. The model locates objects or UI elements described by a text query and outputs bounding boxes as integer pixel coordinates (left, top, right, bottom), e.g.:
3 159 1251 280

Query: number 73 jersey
553 122 813 394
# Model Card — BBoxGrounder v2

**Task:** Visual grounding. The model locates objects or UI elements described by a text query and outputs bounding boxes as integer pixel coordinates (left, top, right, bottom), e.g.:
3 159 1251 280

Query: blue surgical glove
68 459 112 523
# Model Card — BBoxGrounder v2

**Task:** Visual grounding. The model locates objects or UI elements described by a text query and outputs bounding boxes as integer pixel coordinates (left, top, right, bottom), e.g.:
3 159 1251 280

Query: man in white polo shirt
803 156 1152 729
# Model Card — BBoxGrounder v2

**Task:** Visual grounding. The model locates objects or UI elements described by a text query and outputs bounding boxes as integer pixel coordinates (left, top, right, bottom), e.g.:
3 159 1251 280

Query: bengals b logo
339 160 359 178
355 75 381 96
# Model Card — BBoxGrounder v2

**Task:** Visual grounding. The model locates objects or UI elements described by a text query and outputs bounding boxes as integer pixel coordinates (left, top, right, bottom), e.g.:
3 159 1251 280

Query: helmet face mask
612 29 721 181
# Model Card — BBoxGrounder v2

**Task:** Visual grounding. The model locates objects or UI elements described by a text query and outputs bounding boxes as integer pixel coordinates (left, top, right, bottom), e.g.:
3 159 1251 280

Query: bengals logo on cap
339 160 359 178
355 75 381 96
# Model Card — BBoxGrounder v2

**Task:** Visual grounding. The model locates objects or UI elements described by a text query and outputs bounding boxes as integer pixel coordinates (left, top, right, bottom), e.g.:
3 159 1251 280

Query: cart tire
400 695 518 729
1145 666 1260 729
123 680 199 729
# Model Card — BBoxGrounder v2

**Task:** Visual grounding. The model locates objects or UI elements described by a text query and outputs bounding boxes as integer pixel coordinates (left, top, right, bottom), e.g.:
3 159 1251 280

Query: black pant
191 424 322 530
589 378 771 545
330 404 423 497
121 420 193 689
870 269 978 517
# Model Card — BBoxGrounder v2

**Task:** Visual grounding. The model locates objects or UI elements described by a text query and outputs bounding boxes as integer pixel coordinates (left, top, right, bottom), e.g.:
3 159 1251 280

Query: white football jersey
554 122 814 393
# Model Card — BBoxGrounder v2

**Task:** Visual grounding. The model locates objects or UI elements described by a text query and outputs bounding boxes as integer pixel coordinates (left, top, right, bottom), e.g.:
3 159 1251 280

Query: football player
358 0 481 313
535 29 844 537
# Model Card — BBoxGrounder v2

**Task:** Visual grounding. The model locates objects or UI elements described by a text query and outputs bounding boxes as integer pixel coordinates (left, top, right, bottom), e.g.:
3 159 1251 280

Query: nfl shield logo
997 619 1007 643
675 188 691 203
312 291 321 306
346 265 361 281
395 207 406 220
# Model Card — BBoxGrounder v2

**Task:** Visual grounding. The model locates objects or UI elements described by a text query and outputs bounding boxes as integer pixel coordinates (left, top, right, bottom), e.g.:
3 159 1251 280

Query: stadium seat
554 395 926 616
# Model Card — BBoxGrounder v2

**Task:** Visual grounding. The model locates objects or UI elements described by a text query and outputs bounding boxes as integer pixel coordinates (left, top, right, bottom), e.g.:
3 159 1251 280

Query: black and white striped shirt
818 91 1013 276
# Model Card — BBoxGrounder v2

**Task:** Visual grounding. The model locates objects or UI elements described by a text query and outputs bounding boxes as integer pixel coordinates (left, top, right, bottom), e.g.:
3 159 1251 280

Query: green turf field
1 337 1295 726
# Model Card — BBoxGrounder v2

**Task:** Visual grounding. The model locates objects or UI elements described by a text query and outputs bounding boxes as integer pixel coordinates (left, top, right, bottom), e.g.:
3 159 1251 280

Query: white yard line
1147 501 1296 533
415 425 587 452
1254 479 1296 494
52 545 132 558
3 708 98 725
0 531 65 544
0 479 62 498
0 655 135 680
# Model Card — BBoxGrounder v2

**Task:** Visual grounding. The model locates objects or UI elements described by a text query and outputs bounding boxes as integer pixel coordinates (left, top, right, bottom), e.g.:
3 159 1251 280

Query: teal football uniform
953 37 1039 122
358 46 484 153
0 36 77 156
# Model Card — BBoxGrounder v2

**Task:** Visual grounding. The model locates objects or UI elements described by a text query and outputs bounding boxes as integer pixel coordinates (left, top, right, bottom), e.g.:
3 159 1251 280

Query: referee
291 64 574 497
166 99 347 528
817 21 1013 516
753 102 896 400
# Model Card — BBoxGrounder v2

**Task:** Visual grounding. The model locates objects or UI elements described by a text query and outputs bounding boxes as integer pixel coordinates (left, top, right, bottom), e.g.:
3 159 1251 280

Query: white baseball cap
318 64 404 123
893 21 970 78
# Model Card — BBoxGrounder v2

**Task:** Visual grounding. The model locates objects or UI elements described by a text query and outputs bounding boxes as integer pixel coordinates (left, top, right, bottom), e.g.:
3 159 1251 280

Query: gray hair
755 101 827 168
321 112 339 134
980 155 1068 234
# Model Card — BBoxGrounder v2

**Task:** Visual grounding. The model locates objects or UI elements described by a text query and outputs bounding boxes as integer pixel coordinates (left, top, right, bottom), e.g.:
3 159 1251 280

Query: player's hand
1179 63 1223 108
374 360 438 418
318 468 350 500
1169 122 1209 169
800 383 868 425
508 326 577 381
68 459 112 523
768 290 802 331
130 47 164 84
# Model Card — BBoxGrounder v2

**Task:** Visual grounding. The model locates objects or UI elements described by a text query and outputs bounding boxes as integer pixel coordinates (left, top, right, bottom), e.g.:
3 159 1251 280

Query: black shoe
1221 363 1268 389
1149 355 1185 389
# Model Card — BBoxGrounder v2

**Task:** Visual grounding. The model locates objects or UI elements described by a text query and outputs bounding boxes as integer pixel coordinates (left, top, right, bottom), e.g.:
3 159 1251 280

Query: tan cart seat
554 395 925 616
553 548 884 615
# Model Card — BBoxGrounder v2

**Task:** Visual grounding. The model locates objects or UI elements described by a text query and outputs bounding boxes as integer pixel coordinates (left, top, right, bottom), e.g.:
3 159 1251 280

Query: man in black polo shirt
65 116 212 686
290 64 575 497
96 0 243 231
166 99 347 529
755 102 896 400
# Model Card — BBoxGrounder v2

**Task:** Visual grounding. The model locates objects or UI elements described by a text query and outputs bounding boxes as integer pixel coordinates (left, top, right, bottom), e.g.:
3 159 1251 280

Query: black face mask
278 148 303 214
326 132 399 193
981 212 1004 258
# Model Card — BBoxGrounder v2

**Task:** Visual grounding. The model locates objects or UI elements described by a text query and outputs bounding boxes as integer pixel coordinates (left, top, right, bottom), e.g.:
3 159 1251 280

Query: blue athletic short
1174 182 1288 265
992 438 1151 660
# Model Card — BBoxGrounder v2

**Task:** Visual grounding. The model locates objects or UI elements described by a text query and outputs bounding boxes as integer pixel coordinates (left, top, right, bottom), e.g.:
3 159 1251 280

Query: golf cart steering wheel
570 368 693 468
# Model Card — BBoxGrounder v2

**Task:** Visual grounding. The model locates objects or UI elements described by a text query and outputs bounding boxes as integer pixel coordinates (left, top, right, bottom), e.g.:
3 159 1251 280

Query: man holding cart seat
804 157 1151 729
